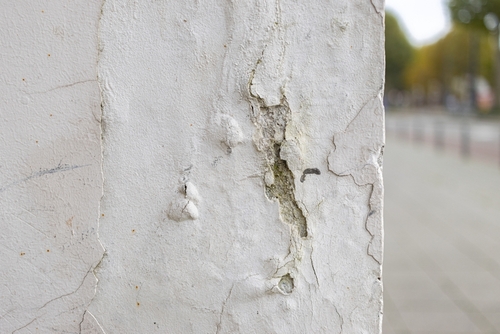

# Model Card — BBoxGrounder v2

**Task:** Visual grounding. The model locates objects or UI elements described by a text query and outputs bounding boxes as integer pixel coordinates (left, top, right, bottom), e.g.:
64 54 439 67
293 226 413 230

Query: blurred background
383 0 500 333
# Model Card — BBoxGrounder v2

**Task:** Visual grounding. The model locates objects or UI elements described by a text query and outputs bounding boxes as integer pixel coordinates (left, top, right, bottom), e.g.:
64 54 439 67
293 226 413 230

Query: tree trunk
468 31 480 112
493 31 500 109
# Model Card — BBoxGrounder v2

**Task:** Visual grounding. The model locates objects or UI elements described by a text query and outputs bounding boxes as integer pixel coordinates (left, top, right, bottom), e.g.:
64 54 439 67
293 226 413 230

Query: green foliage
385 12 415 91
448 0 500 31
384 2 498 107
404 24 493 103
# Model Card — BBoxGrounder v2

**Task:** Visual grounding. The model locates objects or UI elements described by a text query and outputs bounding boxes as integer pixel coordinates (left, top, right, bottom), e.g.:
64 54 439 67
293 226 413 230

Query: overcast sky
385 0 451 46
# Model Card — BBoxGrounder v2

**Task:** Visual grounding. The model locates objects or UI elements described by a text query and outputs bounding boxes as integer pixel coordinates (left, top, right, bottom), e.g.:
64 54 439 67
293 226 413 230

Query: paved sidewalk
386 113 500 166
383 137 500 333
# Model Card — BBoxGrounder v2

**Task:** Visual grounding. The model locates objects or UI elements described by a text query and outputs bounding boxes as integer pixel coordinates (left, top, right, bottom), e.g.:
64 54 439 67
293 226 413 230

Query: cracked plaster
1 0 385 333
0 1 104 333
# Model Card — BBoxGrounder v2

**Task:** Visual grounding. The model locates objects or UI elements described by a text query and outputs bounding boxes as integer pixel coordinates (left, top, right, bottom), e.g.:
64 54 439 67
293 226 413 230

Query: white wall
0 1 104 332
1 1 385 333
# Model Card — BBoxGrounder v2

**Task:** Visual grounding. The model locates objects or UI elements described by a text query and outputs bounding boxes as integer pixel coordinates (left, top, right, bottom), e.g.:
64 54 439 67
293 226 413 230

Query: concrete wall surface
0 1 385 333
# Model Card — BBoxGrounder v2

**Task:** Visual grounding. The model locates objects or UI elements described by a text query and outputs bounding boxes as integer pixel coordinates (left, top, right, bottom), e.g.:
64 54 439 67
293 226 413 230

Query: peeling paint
80 0 384 332
328 95 384 264
370 0 385 14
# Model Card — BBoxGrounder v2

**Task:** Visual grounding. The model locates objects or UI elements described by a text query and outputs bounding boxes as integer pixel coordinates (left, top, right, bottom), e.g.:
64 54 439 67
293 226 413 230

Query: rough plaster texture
0 1 104 333
1 0 384 333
